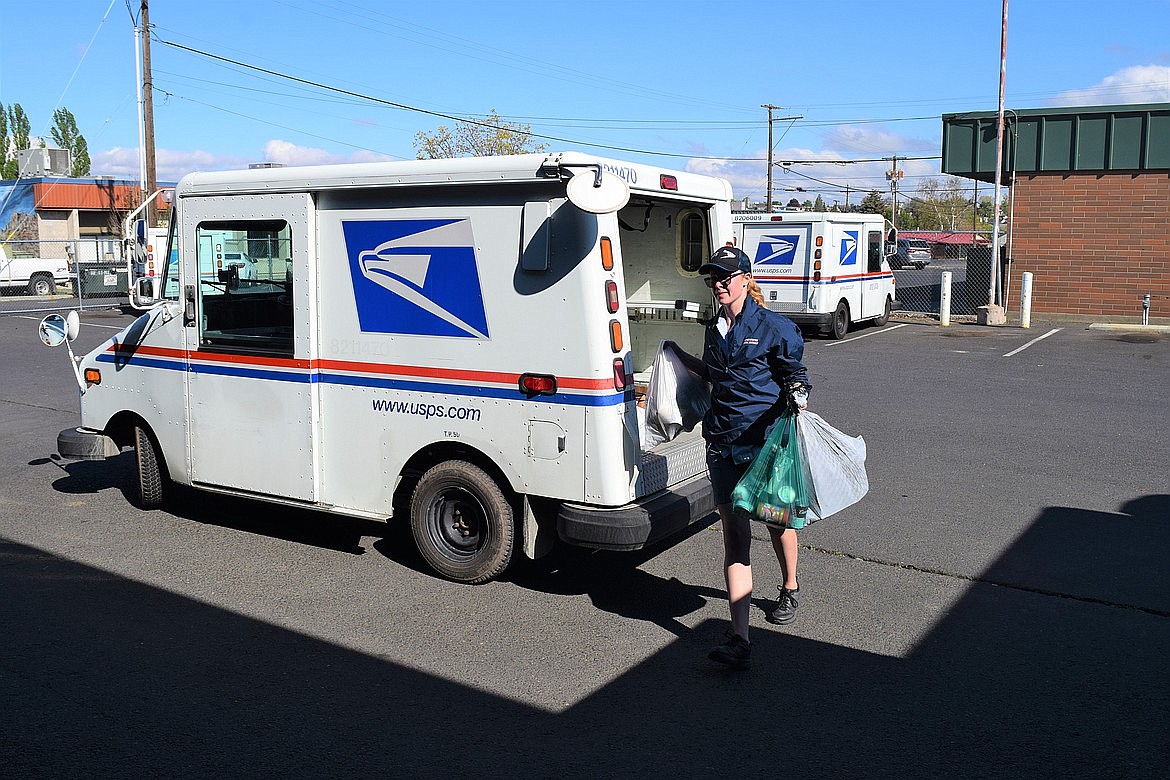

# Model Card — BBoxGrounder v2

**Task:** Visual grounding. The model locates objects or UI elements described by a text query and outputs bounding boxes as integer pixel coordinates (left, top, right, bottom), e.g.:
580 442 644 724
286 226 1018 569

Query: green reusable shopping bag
730 413 810 530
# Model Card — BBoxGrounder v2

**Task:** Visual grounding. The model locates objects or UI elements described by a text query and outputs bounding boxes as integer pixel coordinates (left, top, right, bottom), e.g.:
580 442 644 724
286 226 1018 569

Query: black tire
829 301 849 340
873 296 892 327
27 274 53 296
133 424 167 509
410 460 514 584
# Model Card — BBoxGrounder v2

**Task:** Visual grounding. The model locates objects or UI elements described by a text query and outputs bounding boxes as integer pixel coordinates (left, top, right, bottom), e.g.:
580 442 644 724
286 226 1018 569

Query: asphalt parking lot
1 307 1168 778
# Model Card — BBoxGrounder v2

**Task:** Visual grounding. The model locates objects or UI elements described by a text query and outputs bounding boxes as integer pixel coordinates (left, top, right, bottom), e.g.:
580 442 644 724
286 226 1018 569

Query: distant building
942 102 1169 321
0 176 174 258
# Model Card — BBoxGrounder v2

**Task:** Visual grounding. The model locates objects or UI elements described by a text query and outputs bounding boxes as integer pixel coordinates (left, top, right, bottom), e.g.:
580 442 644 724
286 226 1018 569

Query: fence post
940 271 952 327
1020 272 1033 329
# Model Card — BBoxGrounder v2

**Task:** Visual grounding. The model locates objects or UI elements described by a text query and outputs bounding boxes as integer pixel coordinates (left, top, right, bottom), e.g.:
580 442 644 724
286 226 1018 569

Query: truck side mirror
39 314 70 347
131 276 157 308
884 227 898 256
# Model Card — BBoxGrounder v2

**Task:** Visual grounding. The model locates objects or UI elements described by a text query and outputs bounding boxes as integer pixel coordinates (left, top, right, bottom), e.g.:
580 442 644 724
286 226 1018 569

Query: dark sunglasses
704 271 745 289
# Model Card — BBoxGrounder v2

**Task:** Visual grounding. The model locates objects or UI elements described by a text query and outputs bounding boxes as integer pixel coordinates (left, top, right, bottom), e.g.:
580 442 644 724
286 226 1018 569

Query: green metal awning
942 102 1170 183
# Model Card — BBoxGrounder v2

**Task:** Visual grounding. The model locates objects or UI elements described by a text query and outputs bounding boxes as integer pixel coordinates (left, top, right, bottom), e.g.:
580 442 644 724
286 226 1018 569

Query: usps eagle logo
840 230 859 266
752 234 801 265
343 219 489 338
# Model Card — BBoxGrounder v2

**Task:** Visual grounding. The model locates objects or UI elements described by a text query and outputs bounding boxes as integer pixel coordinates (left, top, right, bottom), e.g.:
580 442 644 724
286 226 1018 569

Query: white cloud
686 124 946 207
89 141 398 182
261 140 397 167
1053 65 1170 106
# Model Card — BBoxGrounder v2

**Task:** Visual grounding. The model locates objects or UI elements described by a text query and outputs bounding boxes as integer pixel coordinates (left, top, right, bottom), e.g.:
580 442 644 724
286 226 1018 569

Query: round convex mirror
566 170 631 214
39 314 69 347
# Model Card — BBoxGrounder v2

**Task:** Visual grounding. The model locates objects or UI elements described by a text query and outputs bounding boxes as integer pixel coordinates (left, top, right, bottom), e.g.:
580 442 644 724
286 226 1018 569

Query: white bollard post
1020 272 1033 329
940 271 952 327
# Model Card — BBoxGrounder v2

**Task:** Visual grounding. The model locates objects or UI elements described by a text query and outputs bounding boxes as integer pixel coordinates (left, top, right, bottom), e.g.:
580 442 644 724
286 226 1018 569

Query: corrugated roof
941 102 1170 182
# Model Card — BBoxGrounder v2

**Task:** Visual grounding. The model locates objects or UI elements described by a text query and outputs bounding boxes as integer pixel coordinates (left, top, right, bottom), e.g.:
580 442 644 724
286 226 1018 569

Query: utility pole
885 156 903 228
987 0 1008 313
763 104 778 212
141 0 158 228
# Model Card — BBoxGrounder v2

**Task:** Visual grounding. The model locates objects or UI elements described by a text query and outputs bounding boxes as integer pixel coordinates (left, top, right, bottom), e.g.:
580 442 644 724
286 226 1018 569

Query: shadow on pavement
4 499 1169 777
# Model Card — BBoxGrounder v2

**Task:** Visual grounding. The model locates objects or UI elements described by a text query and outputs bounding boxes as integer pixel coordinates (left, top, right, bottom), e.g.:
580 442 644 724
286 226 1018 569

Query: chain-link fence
1 238 131 315
892 233 1004 317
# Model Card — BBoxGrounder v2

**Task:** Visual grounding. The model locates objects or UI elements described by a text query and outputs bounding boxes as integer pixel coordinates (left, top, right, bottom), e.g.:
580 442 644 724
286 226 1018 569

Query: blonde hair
746 276 766 306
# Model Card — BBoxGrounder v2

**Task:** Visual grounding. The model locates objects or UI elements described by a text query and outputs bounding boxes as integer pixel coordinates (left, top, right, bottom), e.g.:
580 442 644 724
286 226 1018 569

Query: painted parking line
12 314 128 330
1003 327 1062 357
822 322 909 346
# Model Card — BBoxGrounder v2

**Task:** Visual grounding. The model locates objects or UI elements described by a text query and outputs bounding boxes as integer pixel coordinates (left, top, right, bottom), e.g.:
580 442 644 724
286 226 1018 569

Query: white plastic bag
642 342 710 449
796 411 868 520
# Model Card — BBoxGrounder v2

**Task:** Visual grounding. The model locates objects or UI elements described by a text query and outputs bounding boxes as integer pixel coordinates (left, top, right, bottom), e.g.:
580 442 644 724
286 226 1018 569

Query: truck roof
732 211 885 225
176 151 733 203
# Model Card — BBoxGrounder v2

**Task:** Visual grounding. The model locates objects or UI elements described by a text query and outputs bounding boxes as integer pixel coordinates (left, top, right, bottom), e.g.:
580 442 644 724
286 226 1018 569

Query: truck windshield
160 214 179 300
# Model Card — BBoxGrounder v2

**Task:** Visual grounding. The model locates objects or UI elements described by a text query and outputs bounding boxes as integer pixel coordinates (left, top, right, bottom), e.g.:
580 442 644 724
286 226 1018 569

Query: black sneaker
766 586 800 625
707 632 751 670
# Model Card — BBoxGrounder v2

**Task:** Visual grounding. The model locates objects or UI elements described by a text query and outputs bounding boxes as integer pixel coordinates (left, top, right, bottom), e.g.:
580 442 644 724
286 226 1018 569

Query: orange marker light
601 237 614 270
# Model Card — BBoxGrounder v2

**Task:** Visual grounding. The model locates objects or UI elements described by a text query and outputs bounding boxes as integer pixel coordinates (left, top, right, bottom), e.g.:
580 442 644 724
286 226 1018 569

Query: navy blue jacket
701 297 809 462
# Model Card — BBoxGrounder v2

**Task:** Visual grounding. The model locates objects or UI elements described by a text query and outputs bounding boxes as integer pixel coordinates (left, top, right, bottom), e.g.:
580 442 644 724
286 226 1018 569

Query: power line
155 38 786 161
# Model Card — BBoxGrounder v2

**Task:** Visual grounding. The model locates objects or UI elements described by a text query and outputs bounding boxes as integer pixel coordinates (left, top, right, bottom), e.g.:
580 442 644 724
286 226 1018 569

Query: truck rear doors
739 220 812 313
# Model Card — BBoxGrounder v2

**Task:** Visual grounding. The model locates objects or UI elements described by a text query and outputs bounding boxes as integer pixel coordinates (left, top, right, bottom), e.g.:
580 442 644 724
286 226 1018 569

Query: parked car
893 238 932 269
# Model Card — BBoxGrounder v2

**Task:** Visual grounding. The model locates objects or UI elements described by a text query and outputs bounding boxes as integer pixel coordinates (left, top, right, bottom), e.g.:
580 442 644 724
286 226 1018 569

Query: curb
1086 323 1170 333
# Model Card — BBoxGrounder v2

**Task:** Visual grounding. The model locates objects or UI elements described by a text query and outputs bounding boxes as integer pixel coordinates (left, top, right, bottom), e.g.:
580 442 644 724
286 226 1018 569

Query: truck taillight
519 373 557 396
659 175 678 191
609 320 623 352
605 280 619 313
613 358 628 391
601 236 614 270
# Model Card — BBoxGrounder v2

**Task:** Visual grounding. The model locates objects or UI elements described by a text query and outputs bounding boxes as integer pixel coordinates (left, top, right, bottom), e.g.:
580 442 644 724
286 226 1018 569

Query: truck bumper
786 312 834 329
556 473 715 551
57 427 119 461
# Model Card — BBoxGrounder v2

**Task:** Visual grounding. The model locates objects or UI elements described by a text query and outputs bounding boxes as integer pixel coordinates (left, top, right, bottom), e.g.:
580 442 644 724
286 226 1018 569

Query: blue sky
1 0 1168 205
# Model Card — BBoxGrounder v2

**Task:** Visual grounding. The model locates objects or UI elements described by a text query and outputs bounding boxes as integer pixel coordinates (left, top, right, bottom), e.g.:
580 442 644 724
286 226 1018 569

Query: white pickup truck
1 243 70 295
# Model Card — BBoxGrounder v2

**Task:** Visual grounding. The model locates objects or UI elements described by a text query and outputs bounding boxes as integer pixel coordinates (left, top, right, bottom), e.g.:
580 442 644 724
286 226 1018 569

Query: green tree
50 108 91 177
0 103 9 179
813 194 826 212
858 190 887 215
413 108 548 159
2 103 31 179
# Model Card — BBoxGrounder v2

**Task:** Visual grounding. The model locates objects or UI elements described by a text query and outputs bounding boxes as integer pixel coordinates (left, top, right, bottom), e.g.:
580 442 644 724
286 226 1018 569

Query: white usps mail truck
733 212 900 339
44 152 733 583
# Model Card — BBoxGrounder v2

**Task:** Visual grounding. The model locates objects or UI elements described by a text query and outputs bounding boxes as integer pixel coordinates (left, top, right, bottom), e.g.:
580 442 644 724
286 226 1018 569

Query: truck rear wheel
133 424 168 509
829 301 850 340
27 274 53 296
410 460 514 584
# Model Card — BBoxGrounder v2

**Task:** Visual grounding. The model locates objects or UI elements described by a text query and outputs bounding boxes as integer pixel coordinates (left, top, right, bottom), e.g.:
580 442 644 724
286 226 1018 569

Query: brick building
942 103 1169 322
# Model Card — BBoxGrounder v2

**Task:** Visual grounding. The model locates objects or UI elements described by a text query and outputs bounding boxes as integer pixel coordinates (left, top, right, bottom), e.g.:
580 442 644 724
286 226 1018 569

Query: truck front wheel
133 424 168 509
410 460 515 584
873 296 892 327
27 274 53 296
829 301 850 340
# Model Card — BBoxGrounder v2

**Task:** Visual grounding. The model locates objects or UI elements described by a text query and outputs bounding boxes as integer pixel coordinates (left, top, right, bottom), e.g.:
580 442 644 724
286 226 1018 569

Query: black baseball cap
698 246 751 276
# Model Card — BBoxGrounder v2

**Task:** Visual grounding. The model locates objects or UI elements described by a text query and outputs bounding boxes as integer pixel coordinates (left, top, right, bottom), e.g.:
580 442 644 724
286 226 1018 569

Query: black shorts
706 445 750 506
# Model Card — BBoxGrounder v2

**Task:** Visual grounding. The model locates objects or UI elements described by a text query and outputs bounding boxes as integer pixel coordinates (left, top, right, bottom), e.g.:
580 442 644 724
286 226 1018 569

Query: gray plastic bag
642 342 710 449
796 411 868 520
